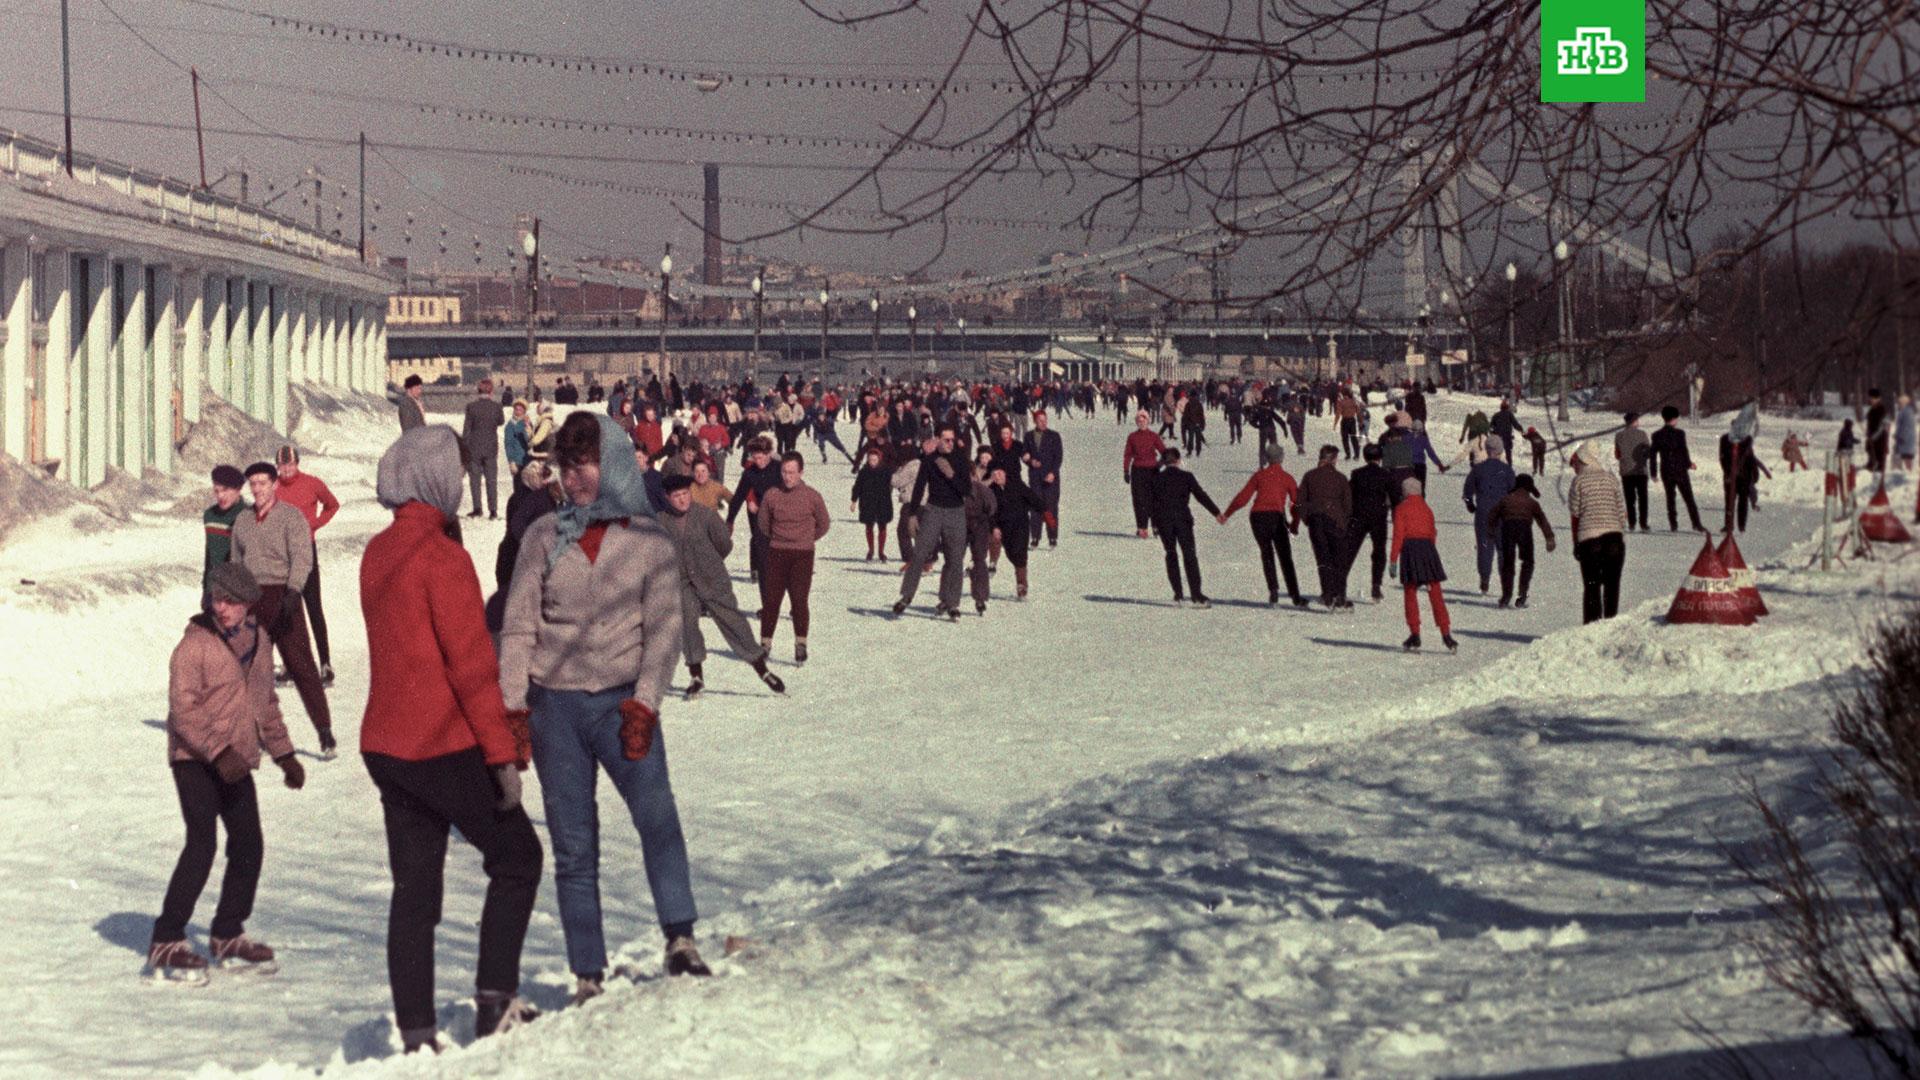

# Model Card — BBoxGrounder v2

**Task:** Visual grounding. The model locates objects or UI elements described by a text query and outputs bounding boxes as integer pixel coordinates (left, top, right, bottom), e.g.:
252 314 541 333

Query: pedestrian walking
499 412 711 1006
463 380 507 519
1218 442 1307 607
658 474 786 699
1568 440 1629 624
1149 448 1220 607
1389 478 1456 653
230 462 333 755
362 424 544 1051
1493 473 1556 608
758 452 832 661
271 447 340 686
148 561 305 981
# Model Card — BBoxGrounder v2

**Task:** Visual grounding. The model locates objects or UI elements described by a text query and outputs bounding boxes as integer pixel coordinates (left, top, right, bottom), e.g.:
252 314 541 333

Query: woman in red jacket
1218 442 1309 607
1389 477 1458 653
360 425 543 1053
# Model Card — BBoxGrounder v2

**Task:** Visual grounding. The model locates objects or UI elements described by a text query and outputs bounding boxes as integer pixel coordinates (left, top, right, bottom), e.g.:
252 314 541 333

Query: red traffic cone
1860 483 1913 543
1667 537 1755 626
1715 533 1768 618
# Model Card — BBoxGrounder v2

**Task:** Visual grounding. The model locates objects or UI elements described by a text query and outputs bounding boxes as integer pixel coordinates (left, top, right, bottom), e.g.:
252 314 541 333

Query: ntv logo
1556 27 1630 76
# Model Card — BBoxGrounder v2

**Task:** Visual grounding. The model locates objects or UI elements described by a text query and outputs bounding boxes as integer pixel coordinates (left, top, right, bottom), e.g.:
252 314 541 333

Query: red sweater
1223 465 1298 518
1390 495 1438 560
1123 430 1166 472
359 502 517 765
276 472 340 534
633 421 665 457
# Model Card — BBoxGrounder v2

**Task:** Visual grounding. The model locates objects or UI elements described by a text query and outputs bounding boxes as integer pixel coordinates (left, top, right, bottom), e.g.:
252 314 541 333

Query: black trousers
155 761 262 943
301 540 331 668
1498 520 1536 602
1249 511 1303 602
1340 419 1360 459
1306 514 1350 602
364 748 543 1033
1725 480 1752 533
1158 523 1203 599
1574 532 1626 624
1342 515 1389 594
1129 467 1157 530
1662 474 1705 531
1029 481 1060 544
1621 474 1649 530
1226 414 1243 443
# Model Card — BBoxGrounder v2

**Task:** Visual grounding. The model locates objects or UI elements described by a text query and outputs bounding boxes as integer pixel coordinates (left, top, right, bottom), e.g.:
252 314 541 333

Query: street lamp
520 219 539 401
1554 240 1572 420
819 283 831 374
870 292 880 356
1504 261 1518 395
907 303 918 358
750 268 764 383
658 243 673 383
957 316 967 367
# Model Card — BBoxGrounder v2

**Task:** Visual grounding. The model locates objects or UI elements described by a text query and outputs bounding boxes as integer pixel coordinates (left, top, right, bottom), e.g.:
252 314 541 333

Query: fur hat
206 562 261 606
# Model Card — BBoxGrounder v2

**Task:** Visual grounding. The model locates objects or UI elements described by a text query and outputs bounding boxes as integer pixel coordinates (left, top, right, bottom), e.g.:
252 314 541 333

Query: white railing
0 128 365 265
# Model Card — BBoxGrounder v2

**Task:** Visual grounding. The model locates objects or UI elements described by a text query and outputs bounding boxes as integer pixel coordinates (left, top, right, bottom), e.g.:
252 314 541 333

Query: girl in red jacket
1390 477 1458 653
1218 442 1308 607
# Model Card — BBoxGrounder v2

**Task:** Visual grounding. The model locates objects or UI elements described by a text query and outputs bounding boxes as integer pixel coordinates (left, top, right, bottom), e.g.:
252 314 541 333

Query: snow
0 388 1913 1077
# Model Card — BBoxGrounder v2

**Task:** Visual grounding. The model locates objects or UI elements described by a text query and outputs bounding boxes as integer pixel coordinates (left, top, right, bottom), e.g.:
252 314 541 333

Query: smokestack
702 163 723 318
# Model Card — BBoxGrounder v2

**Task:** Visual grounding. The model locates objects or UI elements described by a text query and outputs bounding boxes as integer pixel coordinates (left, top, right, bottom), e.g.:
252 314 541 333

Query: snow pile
174 397 292 480
0 451 93 544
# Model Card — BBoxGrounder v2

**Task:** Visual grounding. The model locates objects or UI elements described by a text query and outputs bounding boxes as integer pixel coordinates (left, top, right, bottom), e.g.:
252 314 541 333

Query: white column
83 254 113 487
347 303 365 393
181 270 205 424
204 274 227 405
373 315 386 393
42 250 70 478
151 265 175 469
323 297 340 387
249 280 271 422
119 257 147 473
227 277 251 408
0 244 27 461
296 291 316 386
271 285 291 432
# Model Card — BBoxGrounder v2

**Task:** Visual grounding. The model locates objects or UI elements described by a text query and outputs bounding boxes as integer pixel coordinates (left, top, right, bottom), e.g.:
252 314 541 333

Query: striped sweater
1568 469 1629 541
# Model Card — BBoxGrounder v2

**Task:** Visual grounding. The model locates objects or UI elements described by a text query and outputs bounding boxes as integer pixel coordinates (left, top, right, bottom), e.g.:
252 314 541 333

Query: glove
618 699 659 761
278 590 303 626
503 709 532 768
275 753 306 790
492 763 523 812
1389 560 1399 580
213 746 249 784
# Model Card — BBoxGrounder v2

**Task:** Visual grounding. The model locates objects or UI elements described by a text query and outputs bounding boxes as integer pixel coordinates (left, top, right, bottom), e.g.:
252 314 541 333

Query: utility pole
313 170 323 234
521 217 540 403
191 68 208 188
60 0 74 177
357 132 367 261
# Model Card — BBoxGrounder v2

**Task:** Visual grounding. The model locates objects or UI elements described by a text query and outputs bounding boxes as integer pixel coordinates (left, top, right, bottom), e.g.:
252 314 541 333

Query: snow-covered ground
1 389 1914 1077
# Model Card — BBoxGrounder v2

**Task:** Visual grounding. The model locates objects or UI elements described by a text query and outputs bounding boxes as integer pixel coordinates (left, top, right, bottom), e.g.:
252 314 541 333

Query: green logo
1540 0 1645 103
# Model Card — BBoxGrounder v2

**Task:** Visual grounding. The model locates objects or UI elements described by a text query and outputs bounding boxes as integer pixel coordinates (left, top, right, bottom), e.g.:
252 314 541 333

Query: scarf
549 413 656 571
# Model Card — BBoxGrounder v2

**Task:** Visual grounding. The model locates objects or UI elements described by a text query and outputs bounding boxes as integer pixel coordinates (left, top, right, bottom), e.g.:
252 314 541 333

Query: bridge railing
0 128 364 264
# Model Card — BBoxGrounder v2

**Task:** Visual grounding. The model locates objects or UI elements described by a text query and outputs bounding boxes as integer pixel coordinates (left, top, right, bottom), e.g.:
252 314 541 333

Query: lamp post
907 303 918 358
957 316 967 369
1504 261 1518 396
520 219 539 401
869 293 881 357
819 283 831 375
658 243 673 383
750 267 764 384
1554 240 1571 420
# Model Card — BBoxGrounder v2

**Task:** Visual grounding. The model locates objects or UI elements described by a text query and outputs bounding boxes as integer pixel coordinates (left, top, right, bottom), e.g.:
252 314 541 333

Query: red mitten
503 709 532 769
618 699 658 761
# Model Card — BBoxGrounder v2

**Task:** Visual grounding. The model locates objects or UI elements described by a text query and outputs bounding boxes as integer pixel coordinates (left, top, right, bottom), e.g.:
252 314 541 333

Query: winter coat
1222 464 1298 518
891 459 921 507
1896 405 1917 457
1494 489 1556 545
498 512 683 714
167 614 293 768
1024 429 1064 486
1148 466 1221 531
659 501 738 603
1379 427 1414 471
988 437 1025 480
727 461 782 527
487 482 558 633
964 479 999 538
504 418 531 468
1349 463 1394 524
760 482 832 551
1390 494 1438 560
463 397 506 460
362 502 520 766
1649 425 1692 480
852 465 895 525
1463 458 1516 516
690 479 729 512
1297 464 1352 529
1614 426 1652 476
391 391 425 431
991 475 1043 536
911 450 973 509
1568 445 1629 542
1490 408 1520 448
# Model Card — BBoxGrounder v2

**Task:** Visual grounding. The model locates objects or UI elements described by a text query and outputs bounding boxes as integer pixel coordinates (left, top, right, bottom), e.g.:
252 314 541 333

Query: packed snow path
0 391 1893 1076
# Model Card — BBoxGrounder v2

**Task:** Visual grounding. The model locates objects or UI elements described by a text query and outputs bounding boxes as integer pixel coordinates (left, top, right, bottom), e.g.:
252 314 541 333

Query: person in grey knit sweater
498 412 709 1002
657 473 786 700
230 462 333 755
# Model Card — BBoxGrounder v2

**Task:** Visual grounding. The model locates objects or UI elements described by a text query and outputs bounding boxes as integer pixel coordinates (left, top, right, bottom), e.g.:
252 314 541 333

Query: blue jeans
528 683 697 977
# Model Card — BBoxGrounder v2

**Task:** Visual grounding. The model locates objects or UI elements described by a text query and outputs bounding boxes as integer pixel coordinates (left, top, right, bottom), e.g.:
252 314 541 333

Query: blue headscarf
1730 402 1759 444
548 412 655 571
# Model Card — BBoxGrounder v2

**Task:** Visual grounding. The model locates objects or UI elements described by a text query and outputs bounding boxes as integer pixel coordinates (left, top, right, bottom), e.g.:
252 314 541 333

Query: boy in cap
149 562 306 979
203 465 248 602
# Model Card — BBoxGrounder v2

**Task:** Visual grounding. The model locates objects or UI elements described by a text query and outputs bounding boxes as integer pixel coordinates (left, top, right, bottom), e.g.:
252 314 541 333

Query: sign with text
1540 0 1645 103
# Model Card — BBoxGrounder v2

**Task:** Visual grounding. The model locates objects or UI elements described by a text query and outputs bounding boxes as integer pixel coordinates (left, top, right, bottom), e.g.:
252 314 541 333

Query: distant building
388 355 463 386
387 292 462 325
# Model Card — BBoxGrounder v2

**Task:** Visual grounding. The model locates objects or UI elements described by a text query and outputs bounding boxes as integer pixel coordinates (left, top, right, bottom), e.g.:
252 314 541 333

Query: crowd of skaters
151 360 1906 1051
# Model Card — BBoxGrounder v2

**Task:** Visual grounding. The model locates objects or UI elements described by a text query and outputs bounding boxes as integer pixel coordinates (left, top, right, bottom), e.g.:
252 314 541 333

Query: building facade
0 131 391 489
386 292 462 325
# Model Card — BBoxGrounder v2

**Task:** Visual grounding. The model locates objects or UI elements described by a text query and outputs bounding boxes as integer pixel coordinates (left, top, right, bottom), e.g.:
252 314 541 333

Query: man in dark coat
1022 410 1065 548
1649 405 1707 532
1296 445 1354 609
462 380 507 519
1149 448 1221 606
1342 443 1395 601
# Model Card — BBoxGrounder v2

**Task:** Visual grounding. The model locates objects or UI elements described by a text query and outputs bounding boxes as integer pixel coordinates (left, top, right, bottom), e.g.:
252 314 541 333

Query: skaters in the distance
851 445 895 562
361 425 544 1052
1390 478 1457 653
148 561 304 981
